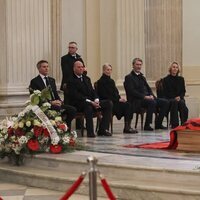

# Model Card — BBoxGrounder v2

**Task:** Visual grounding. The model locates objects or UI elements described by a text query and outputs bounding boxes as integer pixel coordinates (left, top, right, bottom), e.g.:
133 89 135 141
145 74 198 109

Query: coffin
176 129 200 152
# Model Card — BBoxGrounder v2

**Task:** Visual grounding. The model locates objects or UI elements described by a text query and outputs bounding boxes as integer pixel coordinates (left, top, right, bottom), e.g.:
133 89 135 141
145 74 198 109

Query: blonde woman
163 62 188 128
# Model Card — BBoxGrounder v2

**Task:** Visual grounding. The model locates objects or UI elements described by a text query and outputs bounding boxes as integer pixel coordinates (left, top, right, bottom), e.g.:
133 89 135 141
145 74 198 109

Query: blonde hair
102 63 112 71
168 61 181 75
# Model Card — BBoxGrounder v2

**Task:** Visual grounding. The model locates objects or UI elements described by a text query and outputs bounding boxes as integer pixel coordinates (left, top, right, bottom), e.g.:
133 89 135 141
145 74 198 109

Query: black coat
124 71 154 112
162 75 186 99
60 53 84 90
96 74 120 103
67 74 98 110
29 75 60 100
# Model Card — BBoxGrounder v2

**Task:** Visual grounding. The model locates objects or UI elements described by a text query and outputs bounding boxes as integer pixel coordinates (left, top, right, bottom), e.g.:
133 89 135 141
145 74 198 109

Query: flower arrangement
0 87 78 165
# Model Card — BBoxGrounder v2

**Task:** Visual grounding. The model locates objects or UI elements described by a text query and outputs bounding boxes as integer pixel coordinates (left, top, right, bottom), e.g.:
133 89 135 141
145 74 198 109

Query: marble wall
0 0 61 118
0 0 200 118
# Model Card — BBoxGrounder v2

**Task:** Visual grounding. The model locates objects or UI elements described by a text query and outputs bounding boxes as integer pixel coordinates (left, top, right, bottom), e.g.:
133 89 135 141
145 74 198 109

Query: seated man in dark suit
96 63 137 134
124 58 169 131
67 61 113 137
29 60 76 130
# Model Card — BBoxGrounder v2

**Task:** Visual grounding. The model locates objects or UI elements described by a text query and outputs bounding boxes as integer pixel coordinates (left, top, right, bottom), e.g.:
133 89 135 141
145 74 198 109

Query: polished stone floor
1 118 200 199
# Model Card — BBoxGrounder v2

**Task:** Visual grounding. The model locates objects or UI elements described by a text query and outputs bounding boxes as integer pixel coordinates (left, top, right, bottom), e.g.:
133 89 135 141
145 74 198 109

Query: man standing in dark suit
124 58 169 131
60 41 84 104
29 60 76 130
67 61 113 137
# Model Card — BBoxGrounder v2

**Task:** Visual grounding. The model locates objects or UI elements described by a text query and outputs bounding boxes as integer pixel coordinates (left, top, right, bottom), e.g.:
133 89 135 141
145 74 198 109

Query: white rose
18 136 28 145
55 116 62 123
33 90 41 95
51 136 60 145
33 120 42 127
18 121 24 128
62 135 70 144
26 121 31 127
42 102 51 108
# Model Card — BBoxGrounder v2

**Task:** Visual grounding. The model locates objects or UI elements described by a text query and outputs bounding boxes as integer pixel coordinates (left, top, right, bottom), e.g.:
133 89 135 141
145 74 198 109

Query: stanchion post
87 156 98 200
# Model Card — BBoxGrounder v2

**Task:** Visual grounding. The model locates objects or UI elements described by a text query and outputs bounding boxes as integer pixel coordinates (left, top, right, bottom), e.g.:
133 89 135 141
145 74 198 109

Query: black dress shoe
144 125 154 131
97 130 112 136
87 134 96 138
123 128 138 134
155 125 168 130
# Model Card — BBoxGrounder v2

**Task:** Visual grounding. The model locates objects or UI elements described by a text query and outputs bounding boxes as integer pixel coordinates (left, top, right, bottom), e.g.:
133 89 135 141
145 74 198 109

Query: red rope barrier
100 174 116 200
60 172 86 200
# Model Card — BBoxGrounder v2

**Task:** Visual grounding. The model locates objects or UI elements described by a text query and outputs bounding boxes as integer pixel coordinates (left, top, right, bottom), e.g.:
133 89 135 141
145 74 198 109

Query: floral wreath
0 87 78 165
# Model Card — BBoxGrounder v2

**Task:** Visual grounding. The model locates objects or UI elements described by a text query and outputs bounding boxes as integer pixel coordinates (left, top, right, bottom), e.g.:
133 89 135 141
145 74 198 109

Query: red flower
58 123 67 131
43 128 50 137
15 128 25 136
27 139 40 151
33 126 43 137
8 127 14 136
69 138 75 146
50 144 62 154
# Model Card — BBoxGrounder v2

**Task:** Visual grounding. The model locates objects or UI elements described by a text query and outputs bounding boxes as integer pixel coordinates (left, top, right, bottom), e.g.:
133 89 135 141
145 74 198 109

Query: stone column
145 0 182 81
115 0 145 87
0 0 61 118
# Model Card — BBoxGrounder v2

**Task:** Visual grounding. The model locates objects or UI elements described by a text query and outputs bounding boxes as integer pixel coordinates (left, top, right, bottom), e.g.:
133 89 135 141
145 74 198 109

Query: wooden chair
75 111 102 137
135 108 146 130
155 79 170 128
123 81 146 130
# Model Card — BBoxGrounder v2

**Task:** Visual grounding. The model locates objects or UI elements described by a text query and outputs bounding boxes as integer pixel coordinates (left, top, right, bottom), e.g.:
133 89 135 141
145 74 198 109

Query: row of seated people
29 58 188 138
124 58 188 130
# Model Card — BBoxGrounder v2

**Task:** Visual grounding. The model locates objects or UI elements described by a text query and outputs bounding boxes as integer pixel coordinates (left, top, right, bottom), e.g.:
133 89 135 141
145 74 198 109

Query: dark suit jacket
60 53 84 90
163 75 186 99
124 71 154 112
29 75 60 101
67 74 98 110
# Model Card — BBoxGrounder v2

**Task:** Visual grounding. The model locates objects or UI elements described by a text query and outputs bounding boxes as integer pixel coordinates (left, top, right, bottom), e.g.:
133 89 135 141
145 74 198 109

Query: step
1 151 200 200
0 162 200 200
19 151 200 187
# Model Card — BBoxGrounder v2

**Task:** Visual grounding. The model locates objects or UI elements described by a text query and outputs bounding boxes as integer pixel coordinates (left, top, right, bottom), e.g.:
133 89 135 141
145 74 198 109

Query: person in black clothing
60 41 85 129
67 61 113 137
124 58 169 131
163 61 188 128
60 41 85 104
29 60 76 130
96 63 138 134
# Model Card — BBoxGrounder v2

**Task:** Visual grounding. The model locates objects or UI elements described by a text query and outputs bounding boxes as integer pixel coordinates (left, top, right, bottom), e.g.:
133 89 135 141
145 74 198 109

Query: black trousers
113 102 133 121
141 98 169 126
169 99 188 127
76 100 113 136
61 104 77 130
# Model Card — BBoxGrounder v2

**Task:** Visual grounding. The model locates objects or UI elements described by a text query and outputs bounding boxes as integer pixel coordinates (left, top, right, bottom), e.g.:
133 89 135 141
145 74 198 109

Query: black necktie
44 76 50 87
44 77 55 100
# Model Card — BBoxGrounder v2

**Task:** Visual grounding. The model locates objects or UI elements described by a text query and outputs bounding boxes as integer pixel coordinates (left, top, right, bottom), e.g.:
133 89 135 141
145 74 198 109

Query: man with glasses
60 42 85 130
60 41 85 104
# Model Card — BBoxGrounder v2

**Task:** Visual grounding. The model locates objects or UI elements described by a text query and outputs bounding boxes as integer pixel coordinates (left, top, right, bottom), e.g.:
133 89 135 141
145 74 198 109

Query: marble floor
0 181 107 200
1 118 200 199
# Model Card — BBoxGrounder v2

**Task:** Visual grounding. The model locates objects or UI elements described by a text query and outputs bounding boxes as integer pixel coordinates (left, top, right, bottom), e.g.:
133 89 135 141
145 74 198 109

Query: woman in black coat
163 61 188 128
96 63 137 133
